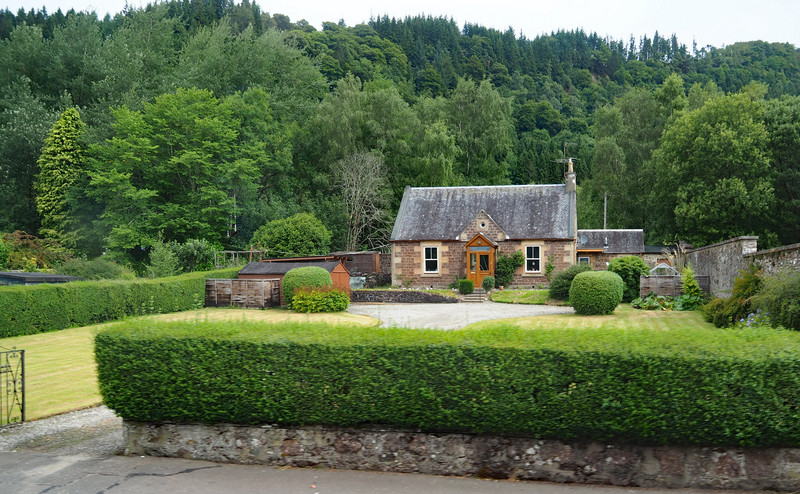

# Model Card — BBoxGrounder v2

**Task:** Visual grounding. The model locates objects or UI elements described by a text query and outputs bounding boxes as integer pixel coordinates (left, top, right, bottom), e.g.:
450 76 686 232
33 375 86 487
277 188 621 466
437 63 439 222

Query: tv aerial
553 141 577 176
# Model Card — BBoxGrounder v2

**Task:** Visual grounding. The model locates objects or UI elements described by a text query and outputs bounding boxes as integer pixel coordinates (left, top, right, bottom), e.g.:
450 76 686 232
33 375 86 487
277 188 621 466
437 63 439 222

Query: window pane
479 254 489 271
470 253 476 271
525 245 540 272
425 260 438 272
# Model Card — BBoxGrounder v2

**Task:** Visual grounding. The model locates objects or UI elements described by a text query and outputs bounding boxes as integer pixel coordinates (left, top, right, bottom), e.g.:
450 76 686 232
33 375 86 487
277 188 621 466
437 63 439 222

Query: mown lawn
463 304 714 331
490 289 549 305
1 308 378 420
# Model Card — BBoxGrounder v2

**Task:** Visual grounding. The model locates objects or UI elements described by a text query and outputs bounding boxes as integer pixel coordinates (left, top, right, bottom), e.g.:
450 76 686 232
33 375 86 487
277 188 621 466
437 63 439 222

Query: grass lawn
463 304 714 331
0 308 379 420
490 289 549 305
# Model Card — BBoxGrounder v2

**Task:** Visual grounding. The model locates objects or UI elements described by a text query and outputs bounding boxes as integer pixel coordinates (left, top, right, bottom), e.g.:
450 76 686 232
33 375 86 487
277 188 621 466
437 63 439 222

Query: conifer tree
34 107 86 248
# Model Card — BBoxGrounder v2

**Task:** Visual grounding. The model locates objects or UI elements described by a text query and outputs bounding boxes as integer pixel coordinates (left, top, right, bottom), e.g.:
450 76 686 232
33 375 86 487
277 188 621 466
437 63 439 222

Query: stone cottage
390 163 578 289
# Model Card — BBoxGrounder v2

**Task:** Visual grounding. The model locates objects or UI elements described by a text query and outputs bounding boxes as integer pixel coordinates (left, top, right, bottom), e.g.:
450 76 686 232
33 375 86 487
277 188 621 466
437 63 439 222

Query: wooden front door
466 234 496 288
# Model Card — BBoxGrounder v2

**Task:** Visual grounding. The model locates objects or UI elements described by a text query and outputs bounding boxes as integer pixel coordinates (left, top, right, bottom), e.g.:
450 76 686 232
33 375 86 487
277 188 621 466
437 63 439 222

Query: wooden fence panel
640 276 710 298
205 279 281 308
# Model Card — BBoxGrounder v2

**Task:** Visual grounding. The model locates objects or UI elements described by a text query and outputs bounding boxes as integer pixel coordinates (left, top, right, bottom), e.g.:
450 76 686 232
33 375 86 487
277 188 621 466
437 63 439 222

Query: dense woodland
1 0 799 270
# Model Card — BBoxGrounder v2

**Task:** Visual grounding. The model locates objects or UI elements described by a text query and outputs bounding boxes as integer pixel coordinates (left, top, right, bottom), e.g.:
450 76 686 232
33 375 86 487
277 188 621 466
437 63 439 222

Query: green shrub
703 297 751 328
481 276 495 292
632 292 673 310
458 278 474 295
0 237 10 269
548 264 591 300
292 287 349 313
733 263 763 299
569 271 624 315
251 212 331 258
607 255 650 302
147 239 180 278
494 251 523 287
0 268 239 338
172 238 217 272
96 320 800 447
753 271 800 330
681 264 703 299
282 266 332 307
55 257 137 280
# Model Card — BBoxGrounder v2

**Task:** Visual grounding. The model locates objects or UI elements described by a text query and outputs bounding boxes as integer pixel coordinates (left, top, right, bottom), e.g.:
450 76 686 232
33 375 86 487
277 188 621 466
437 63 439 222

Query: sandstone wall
125 421 800 491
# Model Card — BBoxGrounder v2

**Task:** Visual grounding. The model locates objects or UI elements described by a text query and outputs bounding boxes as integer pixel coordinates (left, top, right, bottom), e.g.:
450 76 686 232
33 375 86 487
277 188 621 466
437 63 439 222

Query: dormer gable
458 210 508 243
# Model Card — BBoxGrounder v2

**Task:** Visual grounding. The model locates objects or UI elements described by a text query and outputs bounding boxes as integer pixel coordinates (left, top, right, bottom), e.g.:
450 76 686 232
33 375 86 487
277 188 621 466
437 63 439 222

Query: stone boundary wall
124 421 800 491
351 289 459 304
746 243 800 277
685 237 758 297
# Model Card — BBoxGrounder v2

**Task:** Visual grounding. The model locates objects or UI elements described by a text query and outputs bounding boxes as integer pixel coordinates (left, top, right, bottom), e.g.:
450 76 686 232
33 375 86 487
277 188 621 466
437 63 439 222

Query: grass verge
490 289 549 305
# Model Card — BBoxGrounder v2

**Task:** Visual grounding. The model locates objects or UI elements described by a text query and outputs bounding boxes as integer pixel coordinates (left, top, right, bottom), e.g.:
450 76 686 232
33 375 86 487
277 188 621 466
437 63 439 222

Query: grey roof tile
390 185 571 241
576 229 644 254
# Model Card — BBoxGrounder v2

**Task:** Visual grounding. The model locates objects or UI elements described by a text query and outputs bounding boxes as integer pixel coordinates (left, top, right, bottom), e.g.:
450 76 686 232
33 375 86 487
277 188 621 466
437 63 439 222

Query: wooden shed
238 257 351 303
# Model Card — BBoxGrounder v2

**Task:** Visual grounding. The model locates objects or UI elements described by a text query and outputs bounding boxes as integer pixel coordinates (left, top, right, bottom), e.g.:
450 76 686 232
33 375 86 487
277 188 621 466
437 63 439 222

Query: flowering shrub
737 309 771 329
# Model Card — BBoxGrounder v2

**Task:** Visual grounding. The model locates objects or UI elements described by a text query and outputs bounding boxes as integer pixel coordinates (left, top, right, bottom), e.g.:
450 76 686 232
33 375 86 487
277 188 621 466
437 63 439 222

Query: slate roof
576 230 644 254
390 185 572 241
239 261 342 276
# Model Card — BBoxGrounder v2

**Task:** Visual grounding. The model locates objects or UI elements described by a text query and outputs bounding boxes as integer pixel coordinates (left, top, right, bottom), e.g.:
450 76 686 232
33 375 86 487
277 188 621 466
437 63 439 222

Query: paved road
347 301 573 329
0 451 767 494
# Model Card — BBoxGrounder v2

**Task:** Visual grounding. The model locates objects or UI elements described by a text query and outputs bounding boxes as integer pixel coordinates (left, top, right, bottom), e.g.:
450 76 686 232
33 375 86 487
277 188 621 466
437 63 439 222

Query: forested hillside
1 0 798 269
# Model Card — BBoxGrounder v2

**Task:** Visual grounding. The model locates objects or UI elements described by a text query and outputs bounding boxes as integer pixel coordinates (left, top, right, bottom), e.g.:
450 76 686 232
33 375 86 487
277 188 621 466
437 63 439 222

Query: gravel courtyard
346 301 573 330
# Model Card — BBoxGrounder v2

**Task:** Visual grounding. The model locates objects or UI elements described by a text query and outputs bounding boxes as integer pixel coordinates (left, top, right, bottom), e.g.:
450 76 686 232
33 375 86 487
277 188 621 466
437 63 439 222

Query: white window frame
578 256 591 265
525 245 541 273
423 246 439 274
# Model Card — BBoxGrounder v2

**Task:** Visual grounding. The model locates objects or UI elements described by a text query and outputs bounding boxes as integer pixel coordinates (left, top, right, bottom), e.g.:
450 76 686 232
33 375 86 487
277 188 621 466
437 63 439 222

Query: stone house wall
392 239 575 289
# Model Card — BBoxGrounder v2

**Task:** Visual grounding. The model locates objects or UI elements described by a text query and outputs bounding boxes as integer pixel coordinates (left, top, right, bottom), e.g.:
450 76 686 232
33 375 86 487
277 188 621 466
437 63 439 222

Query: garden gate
0 349 24 426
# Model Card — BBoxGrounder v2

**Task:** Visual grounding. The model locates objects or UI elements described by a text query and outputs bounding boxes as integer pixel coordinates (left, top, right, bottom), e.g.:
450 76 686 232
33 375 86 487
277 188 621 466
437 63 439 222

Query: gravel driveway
347 301 573 330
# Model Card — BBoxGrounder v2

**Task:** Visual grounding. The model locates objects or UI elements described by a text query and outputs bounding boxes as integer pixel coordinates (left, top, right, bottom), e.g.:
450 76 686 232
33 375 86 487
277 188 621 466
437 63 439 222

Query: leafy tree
250 212 331 258
0 80 57 233
763 95 800 245
88 88 258 253
34 107 86 248
0 237 10 269
649 91 775 246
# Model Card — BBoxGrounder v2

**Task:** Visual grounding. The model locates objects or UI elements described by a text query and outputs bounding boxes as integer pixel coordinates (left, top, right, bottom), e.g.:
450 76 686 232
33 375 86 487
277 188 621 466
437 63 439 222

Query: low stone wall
124 421 800 491
351 289 459 303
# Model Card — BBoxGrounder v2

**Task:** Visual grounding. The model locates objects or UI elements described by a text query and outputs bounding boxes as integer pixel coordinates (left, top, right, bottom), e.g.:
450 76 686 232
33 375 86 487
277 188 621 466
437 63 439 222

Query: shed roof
576 230 644 254
239 261 343 276
0 272 82 283
390 185 571 241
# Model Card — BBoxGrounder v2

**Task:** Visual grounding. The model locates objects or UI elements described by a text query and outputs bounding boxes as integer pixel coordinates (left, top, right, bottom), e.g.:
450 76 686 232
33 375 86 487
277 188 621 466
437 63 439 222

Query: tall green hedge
96 321 800 447
0 268 239 337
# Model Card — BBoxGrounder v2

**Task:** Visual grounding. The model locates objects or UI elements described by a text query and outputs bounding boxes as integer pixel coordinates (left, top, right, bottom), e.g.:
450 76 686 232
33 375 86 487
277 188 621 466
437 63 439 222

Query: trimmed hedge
569 271 624 315
0 268 239 337
96 321 800 447
282 266 332 307
292 287 349 313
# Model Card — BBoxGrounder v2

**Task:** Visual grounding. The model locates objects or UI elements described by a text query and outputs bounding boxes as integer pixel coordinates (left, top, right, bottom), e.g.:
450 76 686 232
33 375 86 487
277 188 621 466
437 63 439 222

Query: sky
3 0 800 50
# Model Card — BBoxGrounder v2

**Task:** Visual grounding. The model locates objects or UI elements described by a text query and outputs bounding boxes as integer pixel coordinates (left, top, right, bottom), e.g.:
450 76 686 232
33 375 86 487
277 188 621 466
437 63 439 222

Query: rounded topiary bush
482 276 495 292
569 271 624 315
458 279 474 295
548 264 592 300
282 266 332 307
